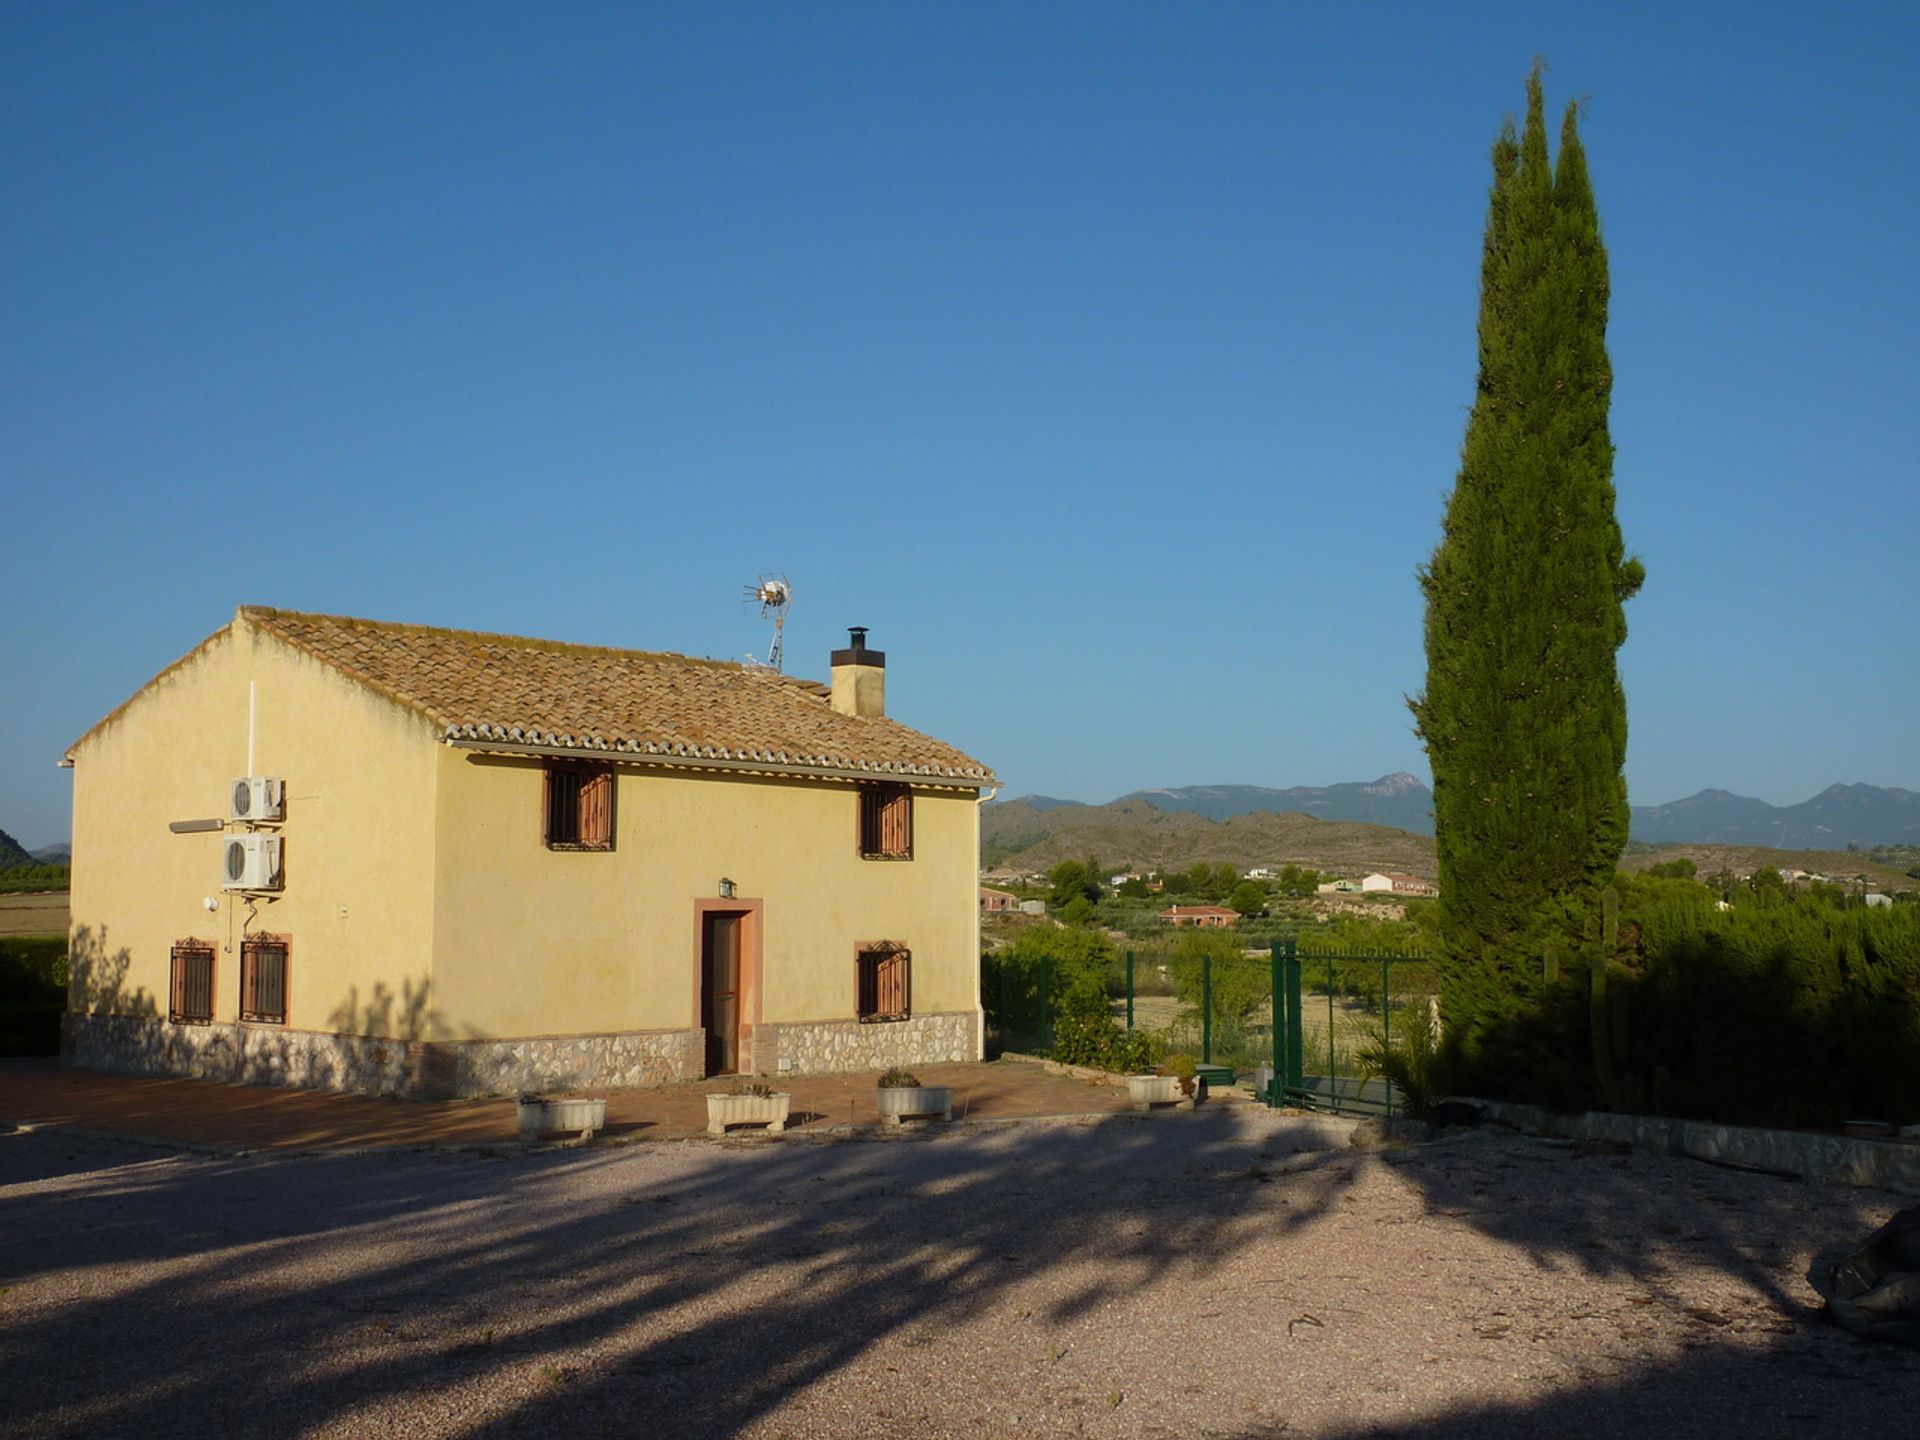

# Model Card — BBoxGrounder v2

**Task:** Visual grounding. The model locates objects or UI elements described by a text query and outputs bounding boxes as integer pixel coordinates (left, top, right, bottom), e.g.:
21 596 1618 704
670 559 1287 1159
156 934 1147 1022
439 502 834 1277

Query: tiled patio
0 1057 1160 1153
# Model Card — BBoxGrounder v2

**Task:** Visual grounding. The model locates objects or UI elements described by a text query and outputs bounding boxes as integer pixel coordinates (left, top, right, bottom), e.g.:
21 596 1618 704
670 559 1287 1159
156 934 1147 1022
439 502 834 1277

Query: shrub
0 938 67 1002
877 1068 921 1089
1051 1011 1163 1075
1359 999 1442 1120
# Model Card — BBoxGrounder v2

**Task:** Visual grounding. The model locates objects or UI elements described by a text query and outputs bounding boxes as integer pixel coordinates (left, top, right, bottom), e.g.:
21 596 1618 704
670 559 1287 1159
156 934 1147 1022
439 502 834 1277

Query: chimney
830 626 886 718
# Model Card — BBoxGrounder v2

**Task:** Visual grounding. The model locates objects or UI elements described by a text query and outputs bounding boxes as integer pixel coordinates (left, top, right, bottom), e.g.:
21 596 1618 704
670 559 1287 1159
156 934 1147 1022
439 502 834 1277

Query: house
979 887 1020 914
1245 867 1276 881
1159 905 1238 929
1316 879 1360 895
1361 872 1437 897
62 607 995 1098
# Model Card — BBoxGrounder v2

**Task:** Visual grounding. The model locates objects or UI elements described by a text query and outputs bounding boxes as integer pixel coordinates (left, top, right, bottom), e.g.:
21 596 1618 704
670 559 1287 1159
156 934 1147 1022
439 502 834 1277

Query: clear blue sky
4 2 1916 849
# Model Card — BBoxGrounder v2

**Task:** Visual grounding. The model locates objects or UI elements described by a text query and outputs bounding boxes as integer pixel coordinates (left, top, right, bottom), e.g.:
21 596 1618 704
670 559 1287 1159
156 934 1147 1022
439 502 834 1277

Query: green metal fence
1271 941 1439 1115
982 935 1437 1116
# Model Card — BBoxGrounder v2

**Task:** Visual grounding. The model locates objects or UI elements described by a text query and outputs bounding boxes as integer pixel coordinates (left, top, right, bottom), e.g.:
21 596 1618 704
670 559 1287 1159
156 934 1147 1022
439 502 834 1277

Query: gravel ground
2 1111 1914 1439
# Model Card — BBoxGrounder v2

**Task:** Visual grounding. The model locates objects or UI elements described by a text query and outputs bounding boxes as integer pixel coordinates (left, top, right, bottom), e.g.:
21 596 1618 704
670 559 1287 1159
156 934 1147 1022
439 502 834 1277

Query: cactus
1590 885 1626 1111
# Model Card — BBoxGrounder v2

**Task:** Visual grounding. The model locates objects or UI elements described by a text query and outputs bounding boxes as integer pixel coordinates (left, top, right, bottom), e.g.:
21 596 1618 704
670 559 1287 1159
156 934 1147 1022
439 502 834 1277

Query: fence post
1326 952 1337 1113
1201 952 1212 1065
1269 941 1284 1106
1284 940 1303 1095
1126 949 1135 1032
1382 955 1393 1117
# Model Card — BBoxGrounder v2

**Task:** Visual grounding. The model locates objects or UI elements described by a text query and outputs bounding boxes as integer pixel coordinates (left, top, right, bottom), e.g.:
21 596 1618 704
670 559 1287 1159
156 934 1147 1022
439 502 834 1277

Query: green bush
0 937 67 1002
1169 931 1268 1021
1434 876 1920 1127
0 863 70 893
982 926 1119 1055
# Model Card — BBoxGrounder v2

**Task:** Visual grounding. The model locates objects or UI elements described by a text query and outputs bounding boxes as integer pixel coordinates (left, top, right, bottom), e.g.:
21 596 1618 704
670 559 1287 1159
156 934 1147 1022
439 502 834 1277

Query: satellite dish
742 573 794 672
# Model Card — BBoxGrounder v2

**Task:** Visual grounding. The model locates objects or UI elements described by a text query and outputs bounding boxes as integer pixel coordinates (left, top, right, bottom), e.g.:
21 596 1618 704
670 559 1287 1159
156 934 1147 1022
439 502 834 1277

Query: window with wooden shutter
857 943 911 1021
169 940 215 1024
858 783 912 860
545 763 615 850
240 935 290 1025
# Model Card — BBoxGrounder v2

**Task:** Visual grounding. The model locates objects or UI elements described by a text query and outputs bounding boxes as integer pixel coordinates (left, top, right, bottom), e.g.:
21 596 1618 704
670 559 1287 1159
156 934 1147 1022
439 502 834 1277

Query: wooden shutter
579 768 615 849
240 937 289 1024
170 941 214 1024
858 944 911 1020
860 785 912 859
879 947 910 1017
882 788 912 859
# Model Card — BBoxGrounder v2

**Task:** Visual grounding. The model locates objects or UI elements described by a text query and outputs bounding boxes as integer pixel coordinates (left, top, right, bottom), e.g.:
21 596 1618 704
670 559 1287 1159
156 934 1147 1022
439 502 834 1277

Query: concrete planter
706 1090 792 1136
517 1095 606 1141
1126 1074 1196 1111
877 1085 953 1125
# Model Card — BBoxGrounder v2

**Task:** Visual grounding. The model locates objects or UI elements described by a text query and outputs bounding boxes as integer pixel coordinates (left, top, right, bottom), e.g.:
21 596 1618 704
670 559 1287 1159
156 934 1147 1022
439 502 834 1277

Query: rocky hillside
982 798 1436 877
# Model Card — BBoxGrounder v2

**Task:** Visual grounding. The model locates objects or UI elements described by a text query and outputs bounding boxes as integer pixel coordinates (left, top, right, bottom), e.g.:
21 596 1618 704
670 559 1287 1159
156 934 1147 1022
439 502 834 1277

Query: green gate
1263 940 1438 1116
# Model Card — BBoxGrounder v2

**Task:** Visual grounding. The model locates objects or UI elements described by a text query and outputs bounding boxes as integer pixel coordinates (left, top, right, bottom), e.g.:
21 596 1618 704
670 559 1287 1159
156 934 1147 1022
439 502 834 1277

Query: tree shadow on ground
0 1108 1911 1439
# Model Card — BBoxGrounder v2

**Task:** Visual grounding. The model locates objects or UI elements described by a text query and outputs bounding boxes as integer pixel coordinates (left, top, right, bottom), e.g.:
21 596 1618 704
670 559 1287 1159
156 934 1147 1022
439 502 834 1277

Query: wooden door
702 912 742 1075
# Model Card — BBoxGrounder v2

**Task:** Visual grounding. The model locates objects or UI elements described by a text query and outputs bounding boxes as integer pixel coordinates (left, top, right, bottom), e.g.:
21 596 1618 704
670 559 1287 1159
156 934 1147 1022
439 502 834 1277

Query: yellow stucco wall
67 616 440 1037
430 755 981 1040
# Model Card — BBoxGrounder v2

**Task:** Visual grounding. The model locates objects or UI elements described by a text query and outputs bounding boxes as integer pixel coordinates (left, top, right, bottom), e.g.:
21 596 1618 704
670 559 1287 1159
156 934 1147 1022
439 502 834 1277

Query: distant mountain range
1630 783 1919 849
994 777 1920 850
1015 774 1437 832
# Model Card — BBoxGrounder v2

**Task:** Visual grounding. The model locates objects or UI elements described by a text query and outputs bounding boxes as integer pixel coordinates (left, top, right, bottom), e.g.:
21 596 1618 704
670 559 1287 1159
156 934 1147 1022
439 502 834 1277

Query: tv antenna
742 574 793 671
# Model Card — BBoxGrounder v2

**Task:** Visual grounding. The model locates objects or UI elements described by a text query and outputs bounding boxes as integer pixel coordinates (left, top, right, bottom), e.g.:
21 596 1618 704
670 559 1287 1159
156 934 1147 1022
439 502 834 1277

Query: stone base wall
749 1010 977 1077
63 1013 423 1095
62 1013 701 1099
434 1028 701 1098
1471 1097 1920 1197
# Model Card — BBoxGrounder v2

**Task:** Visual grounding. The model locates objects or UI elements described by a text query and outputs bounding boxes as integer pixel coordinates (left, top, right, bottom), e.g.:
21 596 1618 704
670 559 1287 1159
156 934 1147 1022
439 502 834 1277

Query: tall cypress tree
1411 66 1643 1090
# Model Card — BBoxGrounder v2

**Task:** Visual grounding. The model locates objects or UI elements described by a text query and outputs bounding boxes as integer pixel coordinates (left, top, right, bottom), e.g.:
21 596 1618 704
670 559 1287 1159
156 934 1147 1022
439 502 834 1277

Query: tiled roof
72 607 995 785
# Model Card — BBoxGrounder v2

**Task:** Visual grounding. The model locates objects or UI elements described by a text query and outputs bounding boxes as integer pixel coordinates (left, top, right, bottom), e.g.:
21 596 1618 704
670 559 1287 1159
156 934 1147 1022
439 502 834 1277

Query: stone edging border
1462 1098 1920 1197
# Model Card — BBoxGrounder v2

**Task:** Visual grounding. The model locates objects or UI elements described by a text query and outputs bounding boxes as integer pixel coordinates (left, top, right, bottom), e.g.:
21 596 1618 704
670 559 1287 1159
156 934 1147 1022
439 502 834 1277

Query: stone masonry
63 1012 980 1097
62 1013 702 1099
748 1010 977 1078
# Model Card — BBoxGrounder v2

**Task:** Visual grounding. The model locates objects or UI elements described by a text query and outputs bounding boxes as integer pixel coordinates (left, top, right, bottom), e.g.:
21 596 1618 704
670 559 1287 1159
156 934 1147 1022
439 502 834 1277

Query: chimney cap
831 626 885 669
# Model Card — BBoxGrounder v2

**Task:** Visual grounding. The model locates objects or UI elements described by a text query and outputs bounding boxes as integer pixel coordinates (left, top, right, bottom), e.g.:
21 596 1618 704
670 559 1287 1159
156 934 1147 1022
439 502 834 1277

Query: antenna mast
742 574 794 671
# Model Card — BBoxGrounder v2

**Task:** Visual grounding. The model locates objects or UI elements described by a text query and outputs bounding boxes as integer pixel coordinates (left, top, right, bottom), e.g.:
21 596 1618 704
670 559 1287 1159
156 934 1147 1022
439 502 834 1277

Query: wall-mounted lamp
718 878 737 899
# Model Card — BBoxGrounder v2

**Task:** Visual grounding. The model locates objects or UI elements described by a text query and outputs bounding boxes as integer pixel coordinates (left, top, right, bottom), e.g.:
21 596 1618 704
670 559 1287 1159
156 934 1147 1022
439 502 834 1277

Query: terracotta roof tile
72 607 995 785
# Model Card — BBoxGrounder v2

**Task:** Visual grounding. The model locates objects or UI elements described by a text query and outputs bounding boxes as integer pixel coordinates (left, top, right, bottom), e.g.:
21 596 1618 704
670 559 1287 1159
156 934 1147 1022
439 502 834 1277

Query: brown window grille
857 943 911 1022
858 784 912 860
169 940 215 1024
239 935 290 1025
545 764 615 850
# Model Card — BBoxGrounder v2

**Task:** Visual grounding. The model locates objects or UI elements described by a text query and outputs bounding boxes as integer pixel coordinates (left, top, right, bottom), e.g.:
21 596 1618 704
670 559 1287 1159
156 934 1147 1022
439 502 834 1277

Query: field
0 891 67 939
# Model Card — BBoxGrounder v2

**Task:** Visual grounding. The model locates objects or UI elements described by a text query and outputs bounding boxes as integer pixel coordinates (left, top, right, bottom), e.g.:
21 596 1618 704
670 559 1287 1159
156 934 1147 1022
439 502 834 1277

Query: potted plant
875 1067 953 1125
1126 1053 1201 1112
705 1079 792 1136
516 1092 607 1141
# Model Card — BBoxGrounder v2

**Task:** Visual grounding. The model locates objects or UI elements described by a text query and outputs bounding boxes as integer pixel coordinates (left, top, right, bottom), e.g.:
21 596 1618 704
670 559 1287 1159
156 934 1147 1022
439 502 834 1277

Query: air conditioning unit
229 776 285 823
222 834 282 892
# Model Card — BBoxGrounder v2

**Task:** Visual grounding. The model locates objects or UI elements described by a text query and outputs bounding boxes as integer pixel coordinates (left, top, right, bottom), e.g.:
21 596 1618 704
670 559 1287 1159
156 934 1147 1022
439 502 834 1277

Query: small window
240 935 290 1025
858 784 912 860
169 941 215 1024
545 764 615 850
857 943 911 1022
